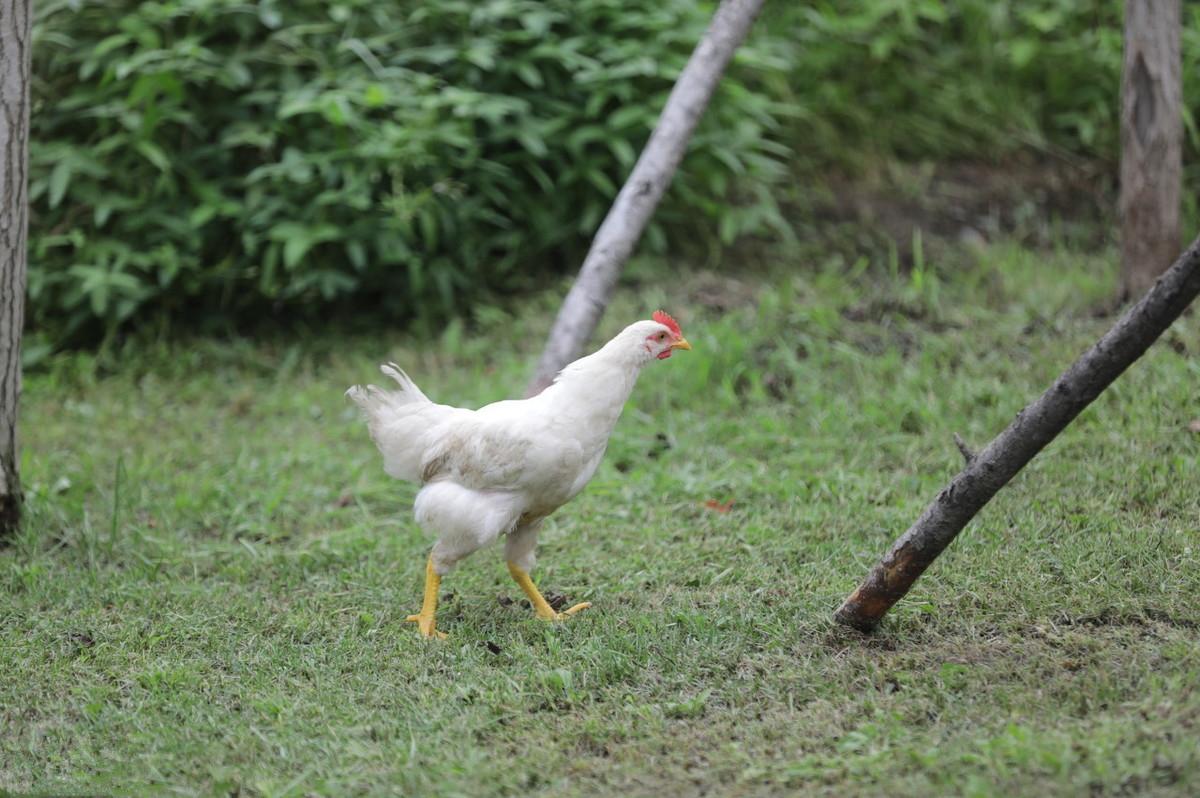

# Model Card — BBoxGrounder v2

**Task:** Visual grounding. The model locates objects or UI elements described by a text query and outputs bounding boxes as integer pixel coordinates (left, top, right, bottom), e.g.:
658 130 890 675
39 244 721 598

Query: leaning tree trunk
0 0 31 537
1119 0 1181 300
834 234 1200 632
526 0 767 395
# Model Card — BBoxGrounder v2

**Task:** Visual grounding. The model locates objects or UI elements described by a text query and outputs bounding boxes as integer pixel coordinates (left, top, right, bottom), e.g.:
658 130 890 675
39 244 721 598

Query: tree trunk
834 234 1200 633
1120 0 1181 299
526 0 766 396
0 0 31 537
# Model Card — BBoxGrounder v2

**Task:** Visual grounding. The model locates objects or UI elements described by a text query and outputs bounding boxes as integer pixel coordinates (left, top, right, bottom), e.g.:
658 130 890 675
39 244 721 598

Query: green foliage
28 0 789 342
774 0 1129 164
29 0 1200 344
767 0 1200 180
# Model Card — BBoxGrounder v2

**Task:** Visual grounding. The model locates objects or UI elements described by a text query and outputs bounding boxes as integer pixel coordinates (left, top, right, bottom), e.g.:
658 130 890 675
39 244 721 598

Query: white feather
345 363 470 481
415 482 525 572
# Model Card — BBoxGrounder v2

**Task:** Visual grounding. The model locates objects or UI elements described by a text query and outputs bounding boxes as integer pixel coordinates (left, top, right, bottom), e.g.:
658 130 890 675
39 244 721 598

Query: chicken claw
545 601 592 622
405 612 448 639
507 562 591 623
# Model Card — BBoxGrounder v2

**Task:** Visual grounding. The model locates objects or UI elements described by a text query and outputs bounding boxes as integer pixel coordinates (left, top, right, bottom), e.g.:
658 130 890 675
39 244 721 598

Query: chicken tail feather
345 363 430 413
379 362 432 403
346 364 466 483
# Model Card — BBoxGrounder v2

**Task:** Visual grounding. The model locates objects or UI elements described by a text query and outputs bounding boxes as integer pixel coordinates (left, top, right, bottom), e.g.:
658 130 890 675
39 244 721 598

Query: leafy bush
30 0 1200 346
775 0 1200 171
773 0 1124 165
28 0 789 343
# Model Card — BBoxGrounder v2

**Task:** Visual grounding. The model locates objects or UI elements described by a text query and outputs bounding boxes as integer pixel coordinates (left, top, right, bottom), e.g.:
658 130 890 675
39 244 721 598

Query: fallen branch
834 234 1200 632
526 0 767 396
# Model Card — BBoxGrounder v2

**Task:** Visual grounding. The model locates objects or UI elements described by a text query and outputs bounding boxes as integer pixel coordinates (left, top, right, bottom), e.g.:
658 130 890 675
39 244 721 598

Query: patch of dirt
841 298 962 332
846 326 919 359
66 630 95 647
800 156 1113 265
646 432 673 460
686 271 760 314
823 626 901 652
1058 608 1200 631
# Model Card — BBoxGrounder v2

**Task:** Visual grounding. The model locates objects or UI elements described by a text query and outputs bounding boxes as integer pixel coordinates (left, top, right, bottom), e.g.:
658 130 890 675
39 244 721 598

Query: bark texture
1119 0 1181 299
835 234 1200 632
0 0 31 537
526 0 766 395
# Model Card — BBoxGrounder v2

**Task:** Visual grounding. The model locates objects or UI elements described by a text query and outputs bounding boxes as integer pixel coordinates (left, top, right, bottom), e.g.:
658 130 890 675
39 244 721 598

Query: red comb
652 310 682 337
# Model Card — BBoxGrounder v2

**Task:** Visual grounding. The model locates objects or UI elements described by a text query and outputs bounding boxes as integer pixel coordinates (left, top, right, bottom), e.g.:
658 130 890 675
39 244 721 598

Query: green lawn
4 243 1198 797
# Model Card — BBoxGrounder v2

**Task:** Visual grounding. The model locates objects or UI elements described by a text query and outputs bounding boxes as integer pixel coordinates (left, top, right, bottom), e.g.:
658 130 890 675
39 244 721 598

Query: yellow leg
405 555 448 639
507 562 591 621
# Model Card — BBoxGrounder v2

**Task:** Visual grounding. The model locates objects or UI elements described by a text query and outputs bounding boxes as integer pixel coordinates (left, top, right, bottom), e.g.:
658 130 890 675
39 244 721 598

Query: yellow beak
670 337 692 351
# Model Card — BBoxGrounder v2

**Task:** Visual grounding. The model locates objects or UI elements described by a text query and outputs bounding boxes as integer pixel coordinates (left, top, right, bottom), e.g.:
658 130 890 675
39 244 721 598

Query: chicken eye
658 332 667 341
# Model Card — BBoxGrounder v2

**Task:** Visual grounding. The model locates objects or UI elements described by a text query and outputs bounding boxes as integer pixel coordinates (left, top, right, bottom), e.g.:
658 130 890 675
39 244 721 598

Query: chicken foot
405 555 448 639
507 562 591 621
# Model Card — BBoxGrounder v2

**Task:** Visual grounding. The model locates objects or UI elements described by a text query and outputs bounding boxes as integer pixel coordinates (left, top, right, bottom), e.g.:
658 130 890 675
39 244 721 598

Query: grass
3 241 1199 797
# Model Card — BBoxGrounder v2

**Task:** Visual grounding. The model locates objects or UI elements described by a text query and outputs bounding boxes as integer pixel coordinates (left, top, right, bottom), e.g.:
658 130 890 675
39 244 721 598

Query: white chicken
347 311 691 638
